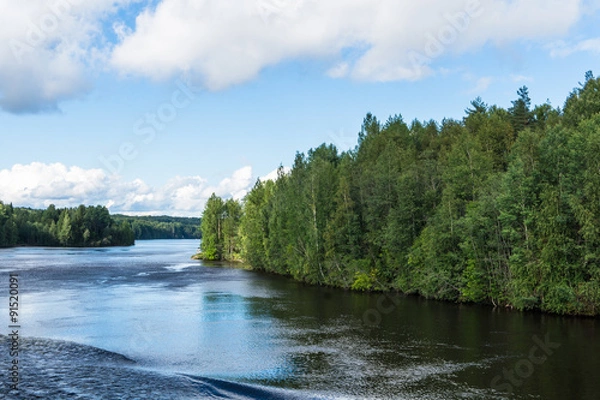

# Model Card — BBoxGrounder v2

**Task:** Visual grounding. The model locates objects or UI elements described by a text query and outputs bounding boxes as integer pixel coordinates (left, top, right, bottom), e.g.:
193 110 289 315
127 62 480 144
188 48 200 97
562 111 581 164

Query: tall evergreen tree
509 86 532 134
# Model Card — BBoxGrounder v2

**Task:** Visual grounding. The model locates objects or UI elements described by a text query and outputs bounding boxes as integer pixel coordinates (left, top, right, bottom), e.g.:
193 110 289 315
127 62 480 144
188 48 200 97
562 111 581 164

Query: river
0 240 598 399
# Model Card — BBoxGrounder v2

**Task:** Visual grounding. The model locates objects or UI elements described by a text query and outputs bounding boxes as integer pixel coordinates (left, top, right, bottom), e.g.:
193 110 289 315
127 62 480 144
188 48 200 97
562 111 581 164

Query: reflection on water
0 240 598 399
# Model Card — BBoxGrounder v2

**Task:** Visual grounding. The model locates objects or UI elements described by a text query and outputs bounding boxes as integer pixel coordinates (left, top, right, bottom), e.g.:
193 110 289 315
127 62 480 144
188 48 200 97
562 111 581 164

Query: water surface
1 240 598 399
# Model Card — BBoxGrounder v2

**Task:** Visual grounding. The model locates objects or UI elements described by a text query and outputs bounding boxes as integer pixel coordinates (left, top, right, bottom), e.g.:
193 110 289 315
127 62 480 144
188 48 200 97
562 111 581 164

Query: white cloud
467 76 494 94
548 37 600 57
463 73 536 95
0 0 588 112
510 74 534 83
0 162 255 217
0 0 134 113
201 166 254 201
111 0 583 88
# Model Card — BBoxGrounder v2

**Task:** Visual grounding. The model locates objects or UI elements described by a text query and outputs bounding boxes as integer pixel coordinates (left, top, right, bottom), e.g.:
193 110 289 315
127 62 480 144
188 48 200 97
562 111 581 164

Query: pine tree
564 71 600 127
509 86 532 134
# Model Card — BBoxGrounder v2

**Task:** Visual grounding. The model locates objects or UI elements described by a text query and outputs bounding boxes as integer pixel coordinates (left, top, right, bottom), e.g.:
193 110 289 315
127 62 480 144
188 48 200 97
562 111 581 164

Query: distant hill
112 215 201 240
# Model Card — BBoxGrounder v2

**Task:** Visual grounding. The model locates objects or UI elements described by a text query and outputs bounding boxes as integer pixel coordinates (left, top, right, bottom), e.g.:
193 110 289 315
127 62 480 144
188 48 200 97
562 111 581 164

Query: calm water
0 240 598 399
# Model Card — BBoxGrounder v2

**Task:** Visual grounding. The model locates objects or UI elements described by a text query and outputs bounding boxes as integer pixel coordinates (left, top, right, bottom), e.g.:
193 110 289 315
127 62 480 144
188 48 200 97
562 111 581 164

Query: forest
112 215 200 240
200 72 600 316
0 203 134 247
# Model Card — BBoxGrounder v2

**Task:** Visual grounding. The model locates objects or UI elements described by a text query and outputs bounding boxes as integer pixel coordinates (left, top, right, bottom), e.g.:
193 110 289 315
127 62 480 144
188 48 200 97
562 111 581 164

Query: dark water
0 240 598 399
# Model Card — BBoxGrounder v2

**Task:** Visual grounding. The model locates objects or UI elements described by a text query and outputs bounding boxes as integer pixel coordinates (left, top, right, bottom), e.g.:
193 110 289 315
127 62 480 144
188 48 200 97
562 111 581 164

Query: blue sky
0 0 599 216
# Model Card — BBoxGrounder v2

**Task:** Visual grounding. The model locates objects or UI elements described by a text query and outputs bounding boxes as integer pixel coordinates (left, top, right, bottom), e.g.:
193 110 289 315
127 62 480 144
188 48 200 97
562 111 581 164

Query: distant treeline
200 72 600 316
112 215 200 240
0 203 134 247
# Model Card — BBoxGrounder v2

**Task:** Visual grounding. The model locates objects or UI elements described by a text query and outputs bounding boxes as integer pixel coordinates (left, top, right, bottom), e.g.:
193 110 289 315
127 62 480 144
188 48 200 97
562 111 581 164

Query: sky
0 0 599 217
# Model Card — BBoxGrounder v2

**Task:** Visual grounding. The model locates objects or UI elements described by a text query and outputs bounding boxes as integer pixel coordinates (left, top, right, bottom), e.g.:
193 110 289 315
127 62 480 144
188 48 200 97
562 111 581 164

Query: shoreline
192 252 599 319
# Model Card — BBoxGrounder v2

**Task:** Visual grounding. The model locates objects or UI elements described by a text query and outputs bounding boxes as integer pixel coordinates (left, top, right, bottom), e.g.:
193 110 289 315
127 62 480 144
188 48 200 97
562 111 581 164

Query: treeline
201 72 600 316
0 203 134 247
112 215 200 240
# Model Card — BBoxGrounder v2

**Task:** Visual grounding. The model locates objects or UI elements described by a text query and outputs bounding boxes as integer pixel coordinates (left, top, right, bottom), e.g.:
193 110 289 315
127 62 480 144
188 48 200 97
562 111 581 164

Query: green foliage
223 198 243 260
113 215 200 240
509 86 533 134
351 268 378 291
0 203 134 247
200 194 225 260
57 211 72 246
563 71 600 127
205 72 600 316
199 194 242 261
239 180 273 269
0 202 18 247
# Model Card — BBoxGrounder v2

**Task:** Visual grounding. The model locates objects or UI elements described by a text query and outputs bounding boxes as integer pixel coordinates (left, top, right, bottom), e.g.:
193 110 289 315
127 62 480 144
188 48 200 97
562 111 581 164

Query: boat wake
0 335 324 400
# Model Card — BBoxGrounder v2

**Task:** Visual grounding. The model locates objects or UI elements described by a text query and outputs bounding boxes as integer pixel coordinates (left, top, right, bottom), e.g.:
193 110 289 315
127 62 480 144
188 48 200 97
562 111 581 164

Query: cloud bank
0 0 138 113
111 0 581 86
111 0 582 89
0 0 589 113
0 162 255 216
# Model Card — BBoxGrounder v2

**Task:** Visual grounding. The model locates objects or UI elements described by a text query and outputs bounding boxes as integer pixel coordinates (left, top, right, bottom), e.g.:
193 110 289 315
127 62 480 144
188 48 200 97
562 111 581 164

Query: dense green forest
0 203 134 247
112 215 200 240
200 72 600 316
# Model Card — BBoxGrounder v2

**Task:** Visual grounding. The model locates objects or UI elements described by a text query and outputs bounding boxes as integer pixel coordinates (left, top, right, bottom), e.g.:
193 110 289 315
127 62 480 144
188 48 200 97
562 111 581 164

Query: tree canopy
201 73 600 316
198 194 242 261
0 203 134 247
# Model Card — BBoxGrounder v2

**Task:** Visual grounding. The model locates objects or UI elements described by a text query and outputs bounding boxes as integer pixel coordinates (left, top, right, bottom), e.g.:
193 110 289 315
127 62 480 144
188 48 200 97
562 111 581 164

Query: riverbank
191 252 245 264
193 251 599 318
